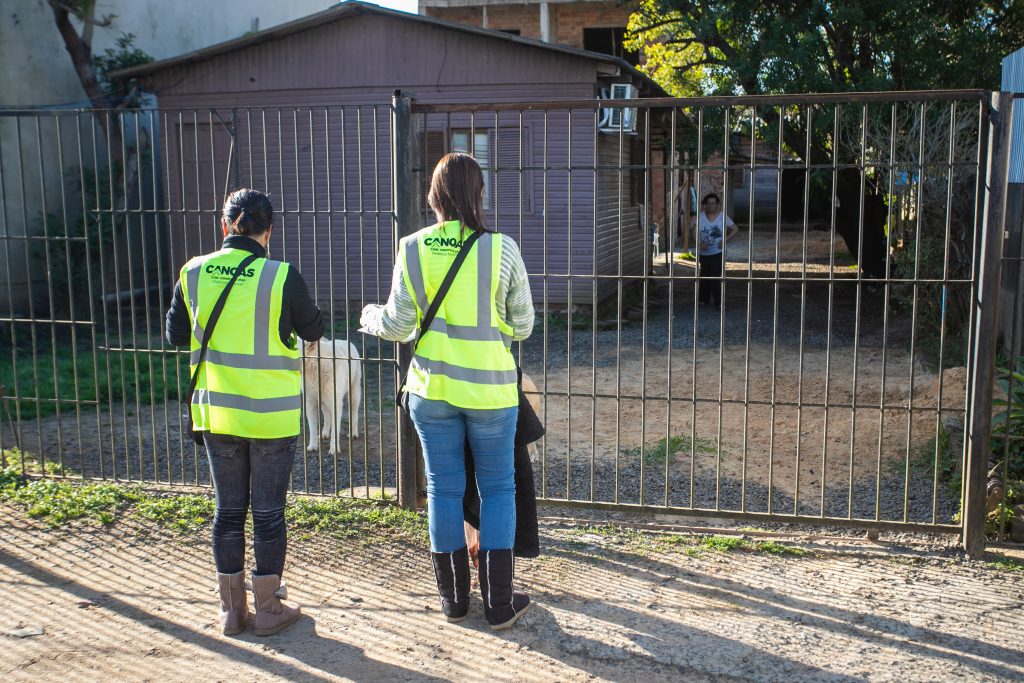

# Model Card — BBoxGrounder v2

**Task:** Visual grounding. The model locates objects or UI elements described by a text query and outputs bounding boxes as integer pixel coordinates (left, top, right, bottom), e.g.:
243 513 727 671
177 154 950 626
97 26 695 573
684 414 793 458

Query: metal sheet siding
1002 47 1024 183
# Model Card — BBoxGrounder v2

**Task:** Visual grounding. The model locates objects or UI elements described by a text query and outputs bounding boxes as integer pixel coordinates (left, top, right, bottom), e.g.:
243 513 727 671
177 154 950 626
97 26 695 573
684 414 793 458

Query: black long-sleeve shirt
165 234 324 347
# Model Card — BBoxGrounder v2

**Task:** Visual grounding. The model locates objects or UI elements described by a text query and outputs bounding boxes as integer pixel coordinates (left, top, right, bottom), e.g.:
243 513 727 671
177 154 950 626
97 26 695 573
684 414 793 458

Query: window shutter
420 130 446 213
492 126 531 224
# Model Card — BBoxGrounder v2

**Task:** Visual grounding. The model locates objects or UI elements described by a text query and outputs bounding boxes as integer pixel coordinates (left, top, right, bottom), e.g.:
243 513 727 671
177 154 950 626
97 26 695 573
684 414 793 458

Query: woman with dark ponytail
165 188 324 636
361 153 535 630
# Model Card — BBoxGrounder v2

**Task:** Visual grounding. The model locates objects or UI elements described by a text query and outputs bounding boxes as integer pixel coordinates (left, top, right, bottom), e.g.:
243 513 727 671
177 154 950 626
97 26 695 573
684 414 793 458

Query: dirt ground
2 510 1023 682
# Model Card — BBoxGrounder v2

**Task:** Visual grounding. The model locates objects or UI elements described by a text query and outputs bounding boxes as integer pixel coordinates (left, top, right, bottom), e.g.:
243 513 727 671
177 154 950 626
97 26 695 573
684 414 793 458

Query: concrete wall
0 0 331 314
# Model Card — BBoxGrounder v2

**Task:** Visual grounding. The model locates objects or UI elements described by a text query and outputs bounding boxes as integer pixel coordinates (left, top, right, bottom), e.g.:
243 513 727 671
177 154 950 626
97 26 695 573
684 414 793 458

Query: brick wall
425 5 542 40
486 4 543 39
426 2 638 49
555 1 635 48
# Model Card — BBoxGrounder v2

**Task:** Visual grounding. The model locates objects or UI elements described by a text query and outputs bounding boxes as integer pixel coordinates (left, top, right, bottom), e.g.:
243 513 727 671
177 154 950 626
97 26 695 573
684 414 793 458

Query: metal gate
0 90 1015 553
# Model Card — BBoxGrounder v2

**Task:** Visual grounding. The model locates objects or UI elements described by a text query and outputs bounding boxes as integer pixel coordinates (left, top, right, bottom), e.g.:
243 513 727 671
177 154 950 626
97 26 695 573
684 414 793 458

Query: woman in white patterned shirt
360 153 534 630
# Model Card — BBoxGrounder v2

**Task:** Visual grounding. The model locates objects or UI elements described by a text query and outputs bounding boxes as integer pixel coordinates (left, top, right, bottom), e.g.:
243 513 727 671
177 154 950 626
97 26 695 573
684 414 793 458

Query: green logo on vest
423 237 464 248
205 264 256 277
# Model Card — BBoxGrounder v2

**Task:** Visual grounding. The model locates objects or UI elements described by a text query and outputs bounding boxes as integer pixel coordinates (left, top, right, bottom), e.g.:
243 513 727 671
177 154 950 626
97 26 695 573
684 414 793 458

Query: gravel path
1 510 1021 682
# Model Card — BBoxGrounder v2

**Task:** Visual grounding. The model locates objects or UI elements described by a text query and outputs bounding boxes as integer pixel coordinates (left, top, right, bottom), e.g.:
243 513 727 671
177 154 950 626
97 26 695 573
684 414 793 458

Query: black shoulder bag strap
184 253 261 425
397 229 482 402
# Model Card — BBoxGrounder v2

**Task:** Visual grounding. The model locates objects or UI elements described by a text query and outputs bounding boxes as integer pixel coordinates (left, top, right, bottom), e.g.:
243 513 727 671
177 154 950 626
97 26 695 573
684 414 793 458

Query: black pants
204 433 296 577
698 252 723 307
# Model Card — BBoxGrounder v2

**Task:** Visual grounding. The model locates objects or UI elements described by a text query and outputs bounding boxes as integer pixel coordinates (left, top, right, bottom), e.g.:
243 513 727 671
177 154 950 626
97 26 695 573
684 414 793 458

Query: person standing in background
695 192 738 310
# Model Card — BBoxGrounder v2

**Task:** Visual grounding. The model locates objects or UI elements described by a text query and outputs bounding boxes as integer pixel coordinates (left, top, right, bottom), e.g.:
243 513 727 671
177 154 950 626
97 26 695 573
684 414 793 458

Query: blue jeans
408 394 518 553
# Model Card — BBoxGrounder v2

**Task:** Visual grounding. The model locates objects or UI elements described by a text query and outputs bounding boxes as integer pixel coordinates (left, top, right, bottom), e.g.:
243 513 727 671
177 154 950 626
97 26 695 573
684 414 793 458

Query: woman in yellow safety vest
166 189 324 637
361 153 535 630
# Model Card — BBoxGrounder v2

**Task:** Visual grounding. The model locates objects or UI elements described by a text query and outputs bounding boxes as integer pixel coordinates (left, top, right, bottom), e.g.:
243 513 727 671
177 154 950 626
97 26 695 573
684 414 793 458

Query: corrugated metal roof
111 1 664 95
1002 46 1024 183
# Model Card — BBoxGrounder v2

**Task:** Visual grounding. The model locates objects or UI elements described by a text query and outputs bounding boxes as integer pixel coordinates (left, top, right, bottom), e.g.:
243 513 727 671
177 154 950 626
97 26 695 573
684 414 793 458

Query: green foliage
0 472 140 528
661 533 809 556
286 496 427 541
755 540 808 556
986 554 1024 572
0 461 425 540
988 357 1024 538
623 433 720 465
92 33 153 107
0 341 186 420
134 495 215 532
699 535 746 551
627 1 1024 96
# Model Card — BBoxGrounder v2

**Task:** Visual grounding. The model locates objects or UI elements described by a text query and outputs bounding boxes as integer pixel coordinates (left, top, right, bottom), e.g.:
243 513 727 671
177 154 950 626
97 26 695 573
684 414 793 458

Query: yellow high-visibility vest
401 220 518 409
180 248 301 438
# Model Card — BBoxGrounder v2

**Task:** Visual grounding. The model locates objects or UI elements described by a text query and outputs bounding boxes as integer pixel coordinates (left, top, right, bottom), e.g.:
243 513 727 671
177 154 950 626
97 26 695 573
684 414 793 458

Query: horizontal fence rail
0 89 1015 544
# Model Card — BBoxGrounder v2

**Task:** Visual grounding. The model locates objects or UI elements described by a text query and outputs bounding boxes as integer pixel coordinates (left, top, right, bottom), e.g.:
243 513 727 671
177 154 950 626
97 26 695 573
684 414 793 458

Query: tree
45 1 153 317
627 0 1024 362
626 0 1024 96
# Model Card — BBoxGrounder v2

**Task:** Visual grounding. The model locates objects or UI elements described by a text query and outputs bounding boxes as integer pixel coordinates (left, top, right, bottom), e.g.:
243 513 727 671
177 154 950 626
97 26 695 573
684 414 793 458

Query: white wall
0 0 332 312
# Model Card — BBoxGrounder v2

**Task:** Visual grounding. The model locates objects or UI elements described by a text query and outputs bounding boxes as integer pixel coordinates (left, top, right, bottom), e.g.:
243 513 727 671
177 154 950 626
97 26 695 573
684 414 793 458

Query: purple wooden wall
153 10 644 312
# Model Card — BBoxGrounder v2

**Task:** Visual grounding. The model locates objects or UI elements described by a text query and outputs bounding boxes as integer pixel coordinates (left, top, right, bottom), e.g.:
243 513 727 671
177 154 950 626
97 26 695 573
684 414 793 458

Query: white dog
302 338 362 454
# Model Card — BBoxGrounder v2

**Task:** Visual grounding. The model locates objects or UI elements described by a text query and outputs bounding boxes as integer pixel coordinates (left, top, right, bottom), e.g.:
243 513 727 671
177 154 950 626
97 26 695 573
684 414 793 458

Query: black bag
396 230 481 411
183 253 260 445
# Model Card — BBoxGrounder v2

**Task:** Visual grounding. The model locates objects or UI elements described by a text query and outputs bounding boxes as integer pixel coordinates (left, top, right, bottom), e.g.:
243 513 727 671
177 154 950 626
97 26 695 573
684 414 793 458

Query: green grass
0 342 186 420
286 496 427 540
622 434 720 465
658 533 809 557
1 448 427 539
134 494 215 532
986 554 1024 572
0 450 141 528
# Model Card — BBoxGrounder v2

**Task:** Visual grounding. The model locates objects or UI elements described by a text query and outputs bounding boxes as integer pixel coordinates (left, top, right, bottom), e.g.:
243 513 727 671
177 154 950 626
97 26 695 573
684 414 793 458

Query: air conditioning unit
598 83 639 134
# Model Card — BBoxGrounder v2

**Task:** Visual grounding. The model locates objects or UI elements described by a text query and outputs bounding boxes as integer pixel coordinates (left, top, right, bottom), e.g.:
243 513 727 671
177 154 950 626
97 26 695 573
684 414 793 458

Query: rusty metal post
391 91 422 510
964 92 1014 557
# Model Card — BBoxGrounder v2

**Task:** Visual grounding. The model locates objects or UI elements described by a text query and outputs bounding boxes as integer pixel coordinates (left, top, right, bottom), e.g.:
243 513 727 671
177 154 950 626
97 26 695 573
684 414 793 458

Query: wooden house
114 1 665 310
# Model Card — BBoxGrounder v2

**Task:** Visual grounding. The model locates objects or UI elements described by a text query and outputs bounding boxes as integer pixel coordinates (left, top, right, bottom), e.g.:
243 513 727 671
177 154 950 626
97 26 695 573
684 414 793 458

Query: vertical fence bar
964 92 1013 556
392 92 419 510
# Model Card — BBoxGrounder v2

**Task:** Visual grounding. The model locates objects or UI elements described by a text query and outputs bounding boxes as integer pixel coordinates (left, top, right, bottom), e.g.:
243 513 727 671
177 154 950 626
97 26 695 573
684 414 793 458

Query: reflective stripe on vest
181 249 301 438
401 222 518 410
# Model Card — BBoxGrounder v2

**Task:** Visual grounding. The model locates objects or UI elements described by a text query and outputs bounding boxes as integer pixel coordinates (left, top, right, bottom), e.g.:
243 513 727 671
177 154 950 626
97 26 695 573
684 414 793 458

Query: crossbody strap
398 229 483 396
184 253 261 404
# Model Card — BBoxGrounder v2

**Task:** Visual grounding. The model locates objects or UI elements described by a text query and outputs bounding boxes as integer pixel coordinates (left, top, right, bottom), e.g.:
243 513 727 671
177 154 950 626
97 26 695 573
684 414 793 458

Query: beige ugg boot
216 571 250 635
250 573 301 636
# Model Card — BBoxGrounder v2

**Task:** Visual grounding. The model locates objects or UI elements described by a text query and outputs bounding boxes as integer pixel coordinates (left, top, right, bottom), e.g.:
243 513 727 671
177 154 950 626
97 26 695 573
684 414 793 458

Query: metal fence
0 89 1016 552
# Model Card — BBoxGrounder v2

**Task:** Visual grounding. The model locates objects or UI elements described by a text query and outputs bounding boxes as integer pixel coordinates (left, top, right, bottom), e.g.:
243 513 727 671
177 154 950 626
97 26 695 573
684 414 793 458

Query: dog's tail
349 343 362 398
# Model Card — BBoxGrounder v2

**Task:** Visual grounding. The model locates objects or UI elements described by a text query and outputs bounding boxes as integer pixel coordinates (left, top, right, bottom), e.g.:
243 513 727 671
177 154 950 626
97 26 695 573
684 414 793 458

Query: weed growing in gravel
657 533 808 557
986 554 1024 572
622 434 719 465
700 535 747 552
286 496 427 541
0 475 139 527
134 495 215 532
1 452 426 540
754 540 809 556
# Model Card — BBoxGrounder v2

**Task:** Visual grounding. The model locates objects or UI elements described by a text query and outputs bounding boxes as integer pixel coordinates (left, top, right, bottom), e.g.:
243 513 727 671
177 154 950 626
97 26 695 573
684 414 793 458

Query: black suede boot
480 549 530 630
430 546 471 622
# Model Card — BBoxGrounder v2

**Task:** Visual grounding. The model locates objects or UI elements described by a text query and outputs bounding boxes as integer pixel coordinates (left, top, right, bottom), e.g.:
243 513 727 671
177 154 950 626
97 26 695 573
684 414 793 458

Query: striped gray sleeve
498 235 534 341
368 255 418 342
